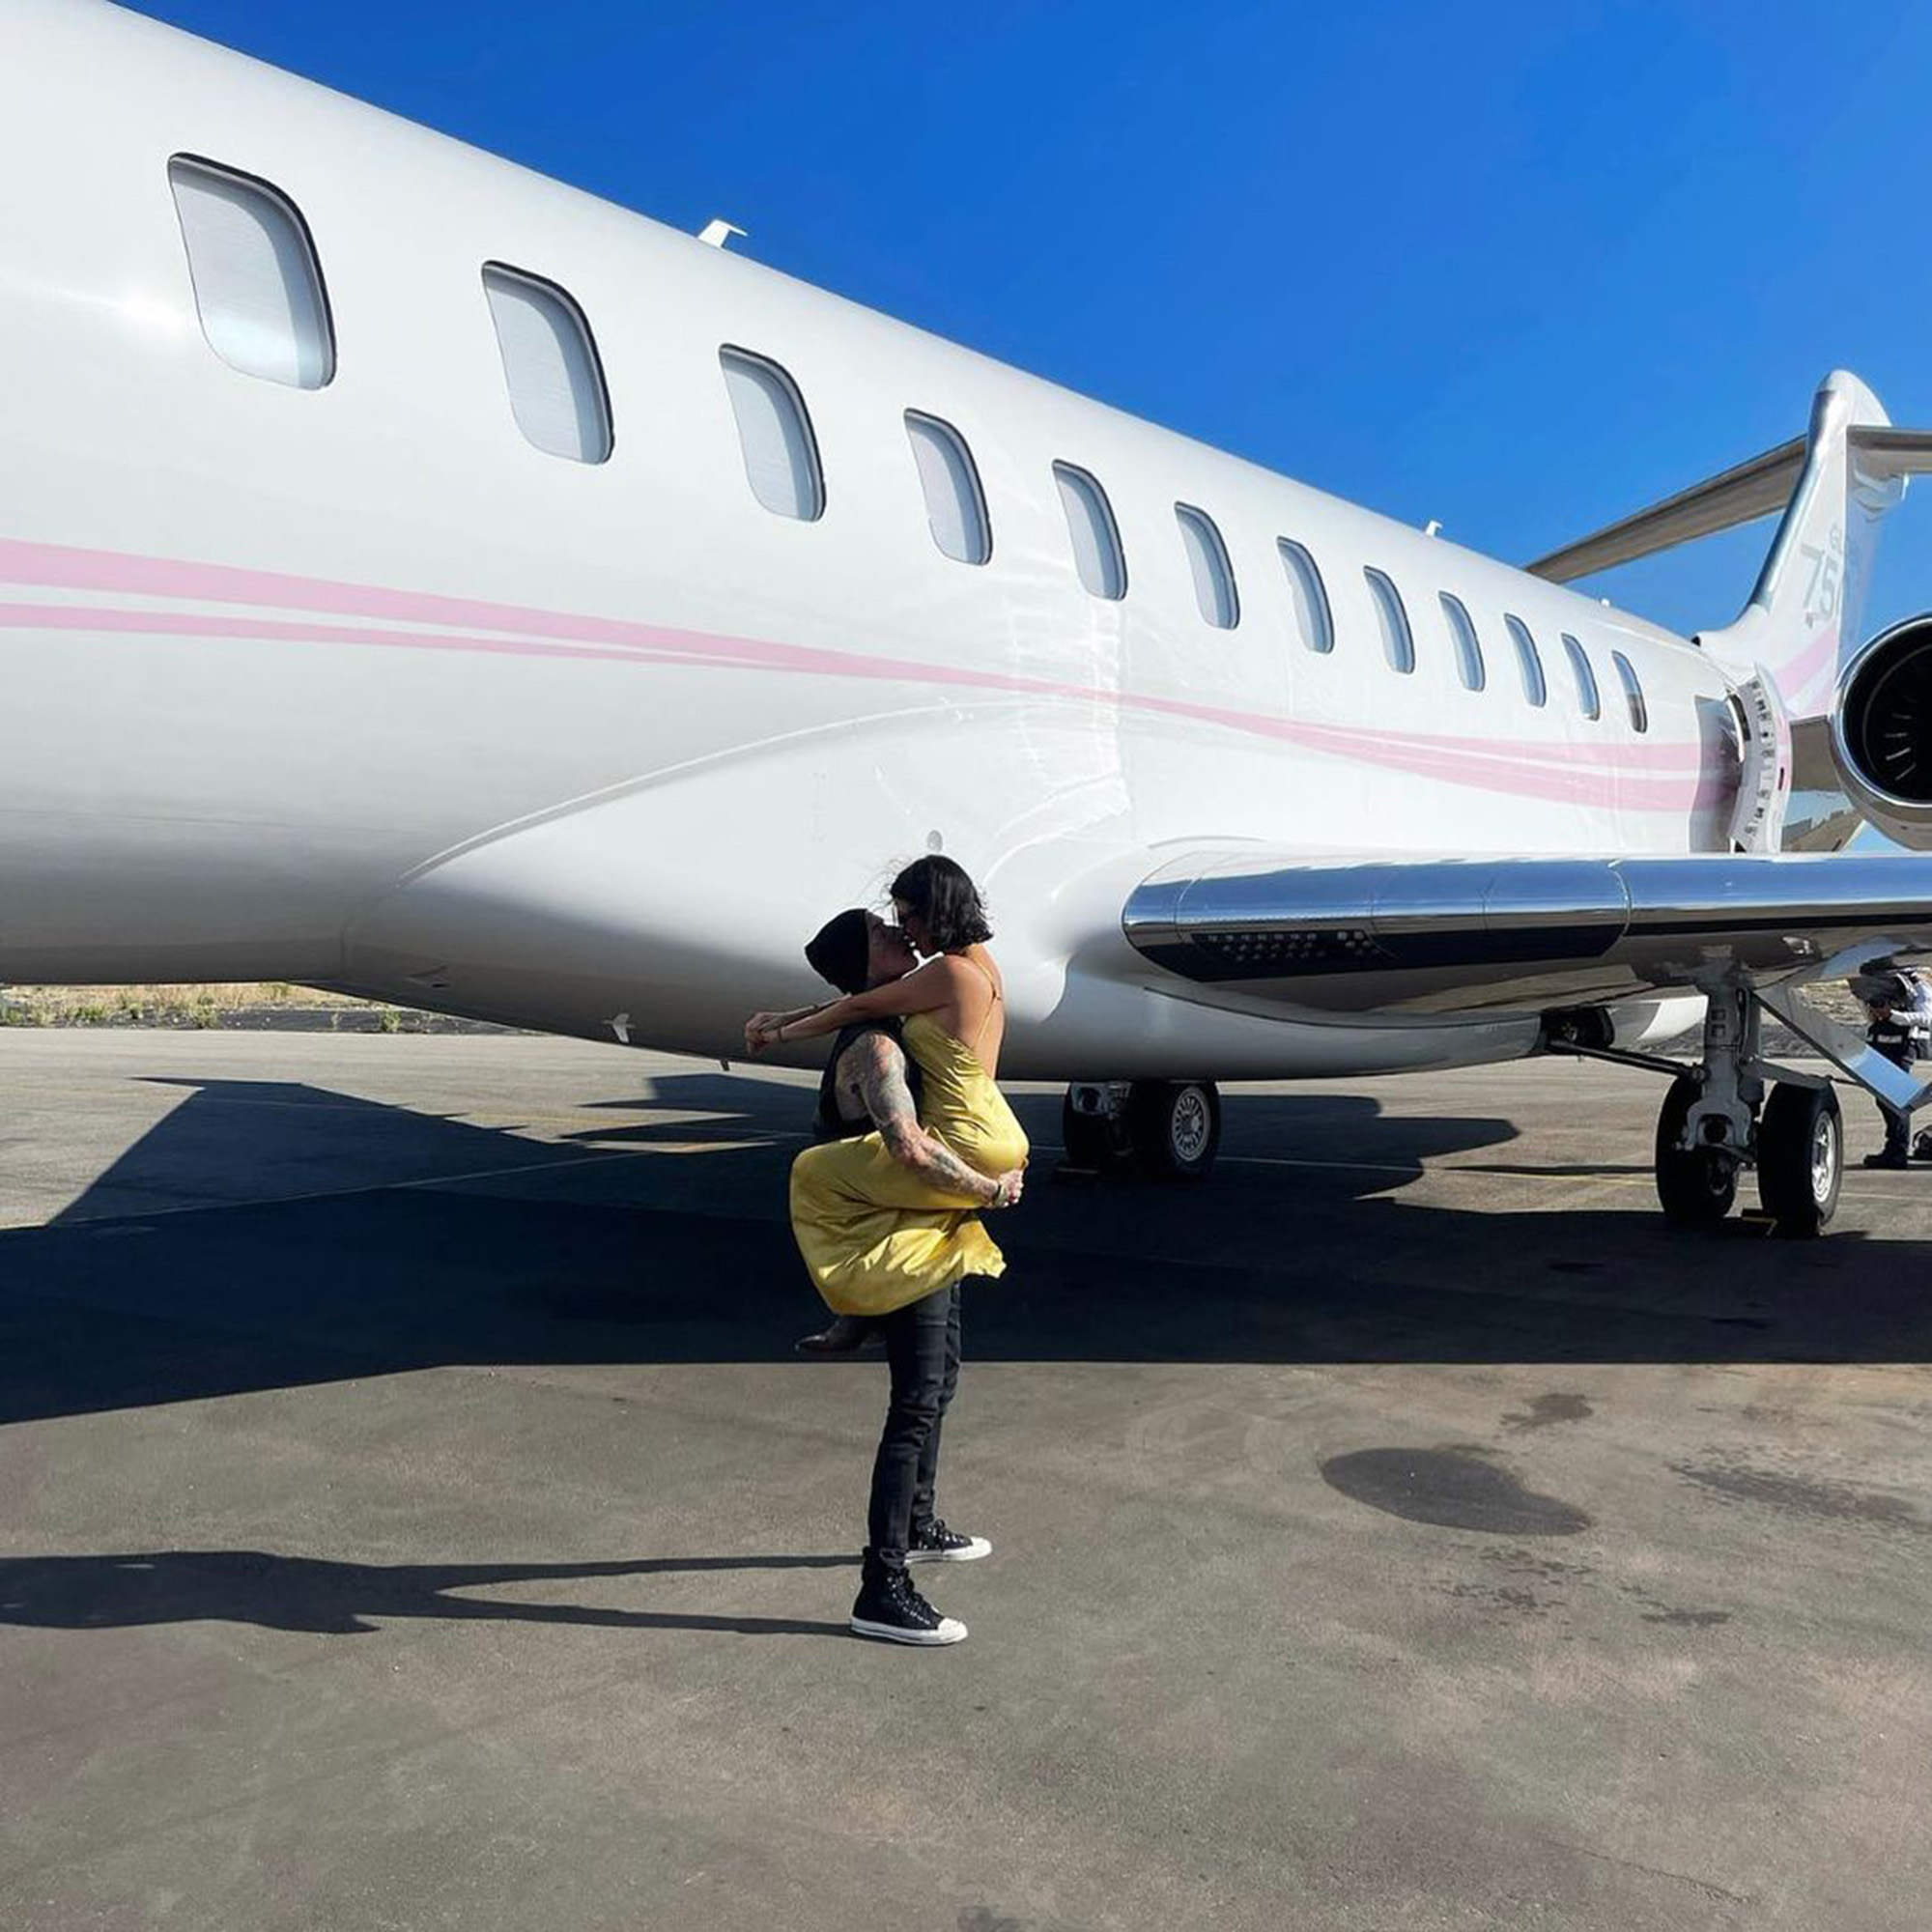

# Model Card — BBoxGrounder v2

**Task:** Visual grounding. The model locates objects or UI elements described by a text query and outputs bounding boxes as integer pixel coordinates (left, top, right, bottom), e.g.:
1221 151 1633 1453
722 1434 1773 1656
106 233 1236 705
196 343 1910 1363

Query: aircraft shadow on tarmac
0 1549 854 1637
3 1068 1931 1426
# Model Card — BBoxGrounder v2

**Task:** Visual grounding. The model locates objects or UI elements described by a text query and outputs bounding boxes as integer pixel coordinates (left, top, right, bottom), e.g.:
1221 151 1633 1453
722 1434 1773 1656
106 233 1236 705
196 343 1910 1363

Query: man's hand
744 1012 784 1054
987 1168 1025 1209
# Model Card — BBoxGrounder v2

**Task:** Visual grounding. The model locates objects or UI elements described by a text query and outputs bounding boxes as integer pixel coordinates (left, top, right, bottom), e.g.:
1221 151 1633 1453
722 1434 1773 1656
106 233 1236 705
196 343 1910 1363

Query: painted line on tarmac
17 1133 1924 1234
31 1144 792 1231
1212 1150 1655 1188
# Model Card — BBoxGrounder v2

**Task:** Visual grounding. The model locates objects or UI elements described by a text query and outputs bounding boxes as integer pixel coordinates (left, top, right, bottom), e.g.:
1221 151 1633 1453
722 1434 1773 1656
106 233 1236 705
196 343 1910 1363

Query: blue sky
127 1 1932 638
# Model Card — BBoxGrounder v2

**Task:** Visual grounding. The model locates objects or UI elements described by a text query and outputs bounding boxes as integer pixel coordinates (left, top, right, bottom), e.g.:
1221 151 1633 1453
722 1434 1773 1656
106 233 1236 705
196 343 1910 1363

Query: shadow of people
9 1070 1932 1432
0 1549 856 1637
565 1071 814 1148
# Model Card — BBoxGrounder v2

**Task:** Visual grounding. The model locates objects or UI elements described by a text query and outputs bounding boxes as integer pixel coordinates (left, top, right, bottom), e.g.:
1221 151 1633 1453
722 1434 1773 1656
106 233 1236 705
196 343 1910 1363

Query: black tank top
813 1020 923 1140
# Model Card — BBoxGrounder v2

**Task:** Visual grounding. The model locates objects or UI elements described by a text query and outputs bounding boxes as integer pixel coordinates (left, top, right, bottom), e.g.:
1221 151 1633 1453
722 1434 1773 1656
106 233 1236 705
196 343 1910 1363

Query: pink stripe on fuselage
0 536 1725 810
1777 620 1840 716
0 601 727 672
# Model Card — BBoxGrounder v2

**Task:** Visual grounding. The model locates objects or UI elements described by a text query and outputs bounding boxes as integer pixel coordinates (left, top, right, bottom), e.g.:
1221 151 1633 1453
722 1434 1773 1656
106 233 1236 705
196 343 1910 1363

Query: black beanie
805 908 870 996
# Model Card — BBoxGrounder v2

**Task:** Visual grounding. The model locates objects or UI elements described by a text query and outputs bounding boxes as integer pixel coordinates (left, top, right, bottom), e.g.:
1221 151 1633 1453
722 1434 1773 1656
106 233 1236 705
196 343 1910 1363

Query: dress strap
961 953 1003 1056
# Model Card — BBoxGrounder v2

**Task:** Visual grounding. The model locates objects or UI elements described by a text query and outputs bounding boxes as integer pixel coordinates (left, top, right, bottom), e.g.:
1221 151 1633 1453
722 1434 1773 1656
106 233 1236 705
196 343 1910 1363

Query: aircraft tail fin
1527 371 1932 718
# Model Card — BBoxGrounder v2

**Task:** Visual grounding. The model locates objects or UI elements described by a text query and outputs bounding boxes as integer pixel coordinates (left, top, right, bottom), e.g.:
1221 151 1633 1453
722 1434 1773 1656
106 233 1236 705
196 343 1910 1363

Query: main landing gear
1062 1080 1222 1181
1652 1071 1843 1234
1554 984 1843 1237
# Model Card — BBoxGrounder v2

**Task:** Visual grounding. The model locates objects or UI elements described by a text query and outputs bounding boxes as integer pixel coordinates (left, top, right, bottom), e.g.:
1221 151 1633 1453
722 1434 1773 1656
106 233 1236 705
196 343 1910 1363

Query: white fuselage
0 1 1736 1078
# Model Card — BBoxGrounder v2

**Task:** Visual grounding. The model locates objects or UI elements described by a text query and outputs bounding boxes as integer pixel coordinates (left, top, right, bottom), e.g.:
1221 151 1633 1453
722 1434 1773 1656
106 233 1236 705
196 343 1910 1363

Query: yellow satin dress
788 1007 1030 1317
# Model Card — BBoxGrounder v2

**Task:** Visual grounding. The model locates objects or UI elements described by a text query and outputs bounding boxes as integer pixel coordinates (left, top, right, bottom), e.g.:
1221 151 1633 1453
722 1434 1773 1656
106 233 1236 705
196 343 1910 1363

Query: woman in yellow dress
746 856 1027 1646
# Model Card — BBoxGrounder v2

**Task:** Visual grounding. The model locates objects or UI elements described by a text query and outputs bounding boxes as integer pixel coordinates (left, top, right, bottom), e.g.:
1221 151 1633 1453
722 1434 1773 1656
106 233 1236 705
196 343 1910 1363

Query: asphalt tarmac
3 1032 1929 1931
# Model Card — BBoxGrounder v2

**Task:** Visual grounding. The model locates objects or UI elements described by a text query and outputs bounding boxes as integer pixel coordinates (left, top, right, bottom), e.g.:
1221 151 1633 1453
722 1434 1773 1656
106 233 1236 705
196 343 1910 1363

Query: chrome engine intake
1831 615 1932 847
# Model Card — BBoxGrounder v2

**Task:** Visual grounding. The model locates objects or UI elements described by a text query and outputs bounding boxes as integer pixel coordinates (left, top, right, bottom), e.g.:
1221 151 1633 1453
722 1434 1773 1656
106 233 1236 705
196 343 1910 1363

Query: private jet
8 0 1932 1236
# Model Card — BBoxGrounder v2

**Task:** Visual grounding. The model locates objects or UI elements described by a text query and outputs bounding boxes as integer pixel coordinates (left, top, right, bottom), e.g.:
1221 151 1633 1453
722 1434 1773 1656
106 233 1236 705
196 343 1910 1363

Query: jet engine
1830 614 1932 848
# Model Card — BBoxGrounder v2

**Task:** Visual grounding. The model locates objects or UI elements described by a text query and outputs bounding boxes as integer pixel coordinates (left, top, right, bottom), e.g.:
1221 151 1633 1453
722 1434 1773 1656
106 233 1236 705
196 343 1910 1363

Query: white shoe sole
904 1536 992 1564
849 1614 968 1646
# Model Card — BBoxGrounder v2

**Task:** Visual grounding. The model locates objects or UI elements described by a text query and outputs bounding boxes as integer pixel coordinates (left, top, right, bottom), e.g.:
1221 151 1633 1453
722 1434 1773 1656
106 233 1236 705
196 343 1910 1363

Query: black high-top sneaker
849 1562 967 1646
905 1518 992 1564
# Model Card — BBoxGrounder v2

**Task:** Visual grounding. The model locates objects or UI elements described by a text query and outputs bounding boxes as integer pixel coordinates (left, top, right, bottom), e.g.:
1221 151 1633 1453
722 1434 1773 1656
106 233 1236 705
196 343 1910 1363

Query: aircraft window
1277 540 1334 654
1503 614 1548 708
167 156 334 390
1053 462 1126 600
721 348 824 519
1363 568 1415 673
1561 633 1603 720
481 265 612 464
904 412 990 564
1438 593 1487 692
1175 504 1239 628
1612 649 1649 732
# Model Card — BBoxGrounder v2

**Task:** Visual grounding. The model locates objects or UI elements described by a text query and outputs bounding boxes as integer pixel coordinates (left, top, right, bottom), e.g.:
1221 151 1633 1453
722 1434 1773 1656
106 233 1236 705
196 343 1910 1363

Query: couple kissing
744 854 1028 1647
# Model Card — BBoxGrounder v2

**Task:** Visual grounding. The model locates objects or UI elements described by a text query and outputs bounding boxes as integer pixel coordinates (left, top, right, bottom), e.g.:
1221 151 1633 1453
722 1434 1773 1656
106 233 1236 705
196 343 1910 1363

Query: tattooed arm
847 1032 1024 1208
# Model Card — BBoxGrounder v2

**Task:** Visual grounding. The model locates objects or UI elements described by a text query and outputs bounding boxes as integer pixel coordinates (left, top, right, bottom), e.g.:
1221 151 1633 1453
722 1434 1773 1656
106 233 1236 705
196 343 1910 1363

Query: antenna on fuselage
1424 520 1442 537
696 218 747 249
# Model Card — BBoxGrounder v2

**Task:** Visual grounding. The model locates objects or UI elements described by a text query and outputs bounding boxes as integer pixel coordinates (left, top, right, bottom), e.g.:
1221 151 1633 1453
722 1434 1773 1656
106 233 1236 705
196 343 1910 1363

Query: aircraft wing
1122 848 1932 1018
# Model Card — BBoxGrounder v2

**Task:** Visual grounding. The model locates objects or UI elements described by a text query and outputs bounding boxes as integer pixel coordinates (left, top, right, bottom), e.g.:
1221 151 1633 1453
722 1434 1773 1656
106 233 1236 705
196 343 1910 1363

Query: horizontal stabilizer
1844 425 1932 480
1525 424 1932 585
1525 438 1804 583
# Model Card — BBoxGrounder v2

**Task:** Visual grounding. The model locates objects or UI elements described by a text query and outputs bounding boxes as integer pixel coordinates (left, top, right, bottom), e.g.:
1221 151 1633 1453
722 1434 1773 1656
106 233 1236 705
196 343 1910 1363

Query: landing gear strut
1656 983 1759 1228
1654 984 1844 1236
1654 1074 1739 1226
1062 1080 1222 1181
1560 981 1845 1237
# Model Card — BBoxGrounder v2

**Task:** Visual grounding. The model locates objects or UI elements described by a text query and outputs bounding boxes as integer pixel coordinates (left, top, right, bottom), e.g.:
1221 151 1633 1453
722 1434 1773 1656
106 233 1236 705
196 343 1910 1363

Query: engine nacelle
1831 615 1932 849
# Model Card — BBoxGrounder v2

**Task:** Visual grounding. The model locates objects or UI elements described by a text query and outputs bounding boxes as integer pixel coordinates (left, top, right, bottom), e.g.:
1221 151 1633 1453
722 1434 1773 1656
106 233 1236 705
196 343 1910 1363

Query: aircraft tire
1756 1080 1841 1238
1128 1080 1221 1182
1654 1075 1737 1227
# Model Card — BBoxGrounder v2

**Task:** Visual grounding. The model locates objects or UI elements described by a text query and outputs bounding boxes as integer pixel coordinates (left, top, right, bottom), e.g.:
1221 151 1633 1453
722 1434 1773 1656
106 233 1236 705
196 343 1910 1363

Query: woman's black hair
888 854 992 952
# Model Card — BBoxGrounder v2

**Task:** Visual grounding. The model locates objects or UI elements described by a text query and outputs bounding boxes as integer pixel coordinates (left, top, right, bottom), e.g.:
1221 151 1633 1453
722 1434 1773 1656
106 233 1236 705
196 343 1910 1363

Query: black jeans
1877 1045 1916 1156
865 1283 962 1568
